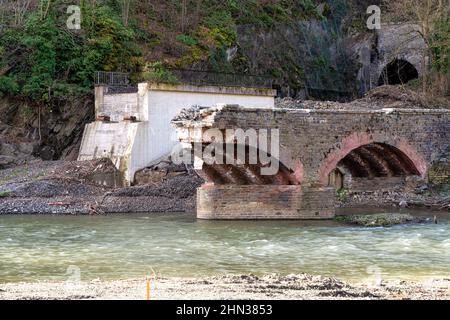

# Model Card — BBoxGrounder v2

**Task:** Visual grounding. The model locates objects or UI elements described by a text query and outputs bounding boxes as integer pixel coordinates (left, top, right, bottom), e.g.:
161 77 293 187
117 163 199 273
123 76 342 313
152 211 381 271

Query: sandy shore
1 274 449 300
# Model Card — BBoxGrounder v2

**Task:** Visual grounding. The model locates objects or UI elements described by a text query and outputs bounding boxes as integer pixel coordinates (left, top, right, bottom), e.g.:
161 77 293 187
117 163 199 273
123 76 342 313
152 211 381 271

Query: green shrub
176 35 199 46
0 76 19 96
142 62 179 84
0 1 142 104
0 191 10 198
336 188 349 201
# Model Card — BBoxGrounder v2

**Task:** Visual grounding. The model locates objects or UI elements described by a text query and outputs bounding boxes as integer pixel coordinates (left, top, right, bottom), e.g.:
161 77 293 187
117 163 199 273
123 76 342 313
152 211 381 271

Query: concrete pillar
94 86 105 118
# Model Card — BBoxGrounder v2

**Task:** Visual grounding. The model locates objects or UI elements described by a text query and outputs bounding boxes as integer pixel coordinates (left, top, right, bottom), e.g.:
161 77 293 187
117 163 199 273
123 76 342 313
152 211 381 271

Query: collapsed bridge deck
174 105 450 220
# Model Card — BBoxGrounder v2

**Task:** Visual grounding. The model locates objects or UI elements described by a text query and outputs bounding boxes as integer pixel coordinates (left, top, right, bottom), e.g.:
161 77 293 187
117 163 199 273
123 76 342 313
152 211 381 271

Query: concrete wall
197 184 335 220
80 84 276 184
102 93 139 122
95 86 140 122
78 121 145 183
141 83 275 163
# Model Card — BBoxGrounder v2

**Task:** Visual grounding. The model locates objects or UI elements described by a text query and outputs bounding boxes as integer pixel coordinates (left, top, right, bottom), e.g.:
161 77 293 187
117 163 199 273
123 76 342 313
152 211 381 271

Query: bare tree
0 0 6 27
0 0 34 26
121 0 132 26
385 0 448 45
39 0 52 20
181 0 187 33
193 0 202 28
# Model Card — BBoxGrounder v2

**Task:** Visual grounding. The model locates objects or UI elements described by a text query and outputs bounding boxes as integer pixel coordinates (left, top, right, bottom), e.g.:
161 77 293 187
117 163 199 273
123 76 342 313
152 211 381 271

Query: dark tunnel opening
378 59 419 86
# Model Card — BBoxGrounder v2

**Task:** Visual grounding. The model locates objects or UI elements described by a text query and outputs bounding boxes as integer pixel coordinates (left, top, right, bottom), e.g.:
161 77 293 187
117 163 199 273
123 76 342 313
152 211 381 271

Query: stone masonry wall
210 107 450 185
197 184 335 220
349 177 406 193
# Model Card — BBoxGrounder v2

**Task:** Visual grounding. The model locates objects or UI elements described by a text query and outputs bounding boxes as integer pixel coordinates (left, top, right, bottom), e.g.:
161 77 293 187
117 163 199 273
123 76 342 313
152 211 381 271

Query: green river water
0 212 449 283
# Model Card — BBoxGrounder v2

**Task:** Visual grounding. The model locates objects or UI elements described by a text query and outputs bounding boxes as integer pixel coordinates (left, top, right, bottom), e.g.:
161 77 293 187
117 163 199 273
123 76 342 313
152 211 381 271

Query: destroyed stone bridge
173 105 450 220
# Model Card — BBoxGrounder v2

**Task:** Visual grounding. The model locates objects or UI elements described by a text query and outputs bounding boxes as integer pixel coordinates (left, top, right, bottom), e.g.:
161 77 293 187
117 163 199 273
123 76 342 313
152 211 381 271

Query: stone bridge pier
173 105 450 220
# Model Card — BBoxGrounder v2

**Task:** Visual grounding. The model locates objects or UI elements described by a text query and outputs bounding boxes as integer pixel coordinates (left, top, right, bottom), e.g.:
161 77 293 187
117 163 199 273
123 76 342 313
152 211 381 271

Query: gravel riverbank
0 159 203 214
1 274 449 300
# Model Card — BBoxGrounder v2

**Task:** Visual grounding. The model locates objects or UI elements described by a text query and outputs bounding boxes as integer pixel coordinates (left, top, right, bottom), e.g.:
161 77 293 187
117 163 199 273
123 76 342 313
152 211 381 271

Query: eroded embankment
0 159 203 214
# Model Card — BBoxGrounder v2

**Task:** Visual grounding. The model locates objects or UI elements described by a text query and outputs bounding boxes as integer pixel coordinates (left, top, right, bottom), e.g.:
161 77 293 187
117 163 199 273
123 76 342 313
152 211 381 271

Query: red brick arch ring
317 132 427 186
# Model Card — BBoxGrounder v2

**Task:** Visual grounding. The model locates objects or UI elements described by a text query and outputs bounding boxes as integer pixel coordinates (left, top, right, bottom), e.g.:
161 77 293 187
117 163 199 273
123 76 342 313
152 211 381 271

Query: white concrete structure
78 83 276 185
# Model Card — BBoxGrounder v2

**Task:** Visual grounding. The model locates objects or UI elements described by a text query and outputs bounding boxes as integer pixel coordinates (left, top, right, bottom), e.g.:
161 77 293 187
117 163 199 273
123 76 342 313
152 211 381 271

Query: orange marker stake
146 278 150 300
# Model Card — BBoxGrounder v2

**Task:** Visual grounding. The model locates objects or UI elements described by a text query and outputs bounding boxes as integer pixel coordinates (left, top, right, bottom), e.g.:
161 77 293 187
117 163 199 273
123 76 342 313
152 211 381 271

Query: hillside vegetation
0 0 391 105
0 0 320 104
0 1 448 105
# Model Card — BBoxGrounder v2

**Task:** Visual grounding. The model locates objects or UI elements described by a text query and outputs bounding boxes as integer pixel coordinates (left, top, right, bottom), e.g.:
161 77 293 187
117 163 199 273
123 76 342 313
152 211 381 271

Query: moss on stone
335 213 429 227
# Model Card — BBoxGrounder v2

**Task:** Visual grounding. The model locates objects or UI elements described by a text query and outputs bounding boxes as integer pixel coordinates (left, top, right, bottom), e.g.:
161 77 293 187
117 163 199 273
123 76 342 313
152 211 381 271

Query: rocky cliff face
0 96 94 168
237 21 360 100
237 21 427 100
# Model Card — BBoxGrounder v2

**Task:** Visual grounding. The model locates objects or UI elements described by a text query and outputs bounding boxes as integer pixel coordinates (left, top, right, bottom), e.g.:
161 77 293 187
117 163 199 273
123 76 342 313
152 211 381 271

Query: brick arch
317 132 427 185
279 145 305 185
194 143 304 185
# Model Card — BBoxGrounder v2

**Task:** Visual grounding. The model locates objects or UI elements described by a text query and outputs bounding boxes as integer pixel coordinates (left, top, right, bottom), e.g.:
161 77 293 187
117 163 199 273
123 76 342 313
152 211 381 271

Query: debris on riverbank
0 156 447 215
336 188 450 211
335 213 432 227
0 273 449 300
0 159 203 215
275 85 450 110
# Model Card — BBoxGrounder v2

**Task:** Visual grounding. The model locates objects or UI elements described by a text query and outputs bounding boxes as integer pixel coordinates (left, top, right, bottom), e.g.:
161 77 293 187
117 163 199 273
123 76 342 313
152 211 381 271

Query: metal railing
94 71 130 87
94 69 274 89
93 70 360 101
